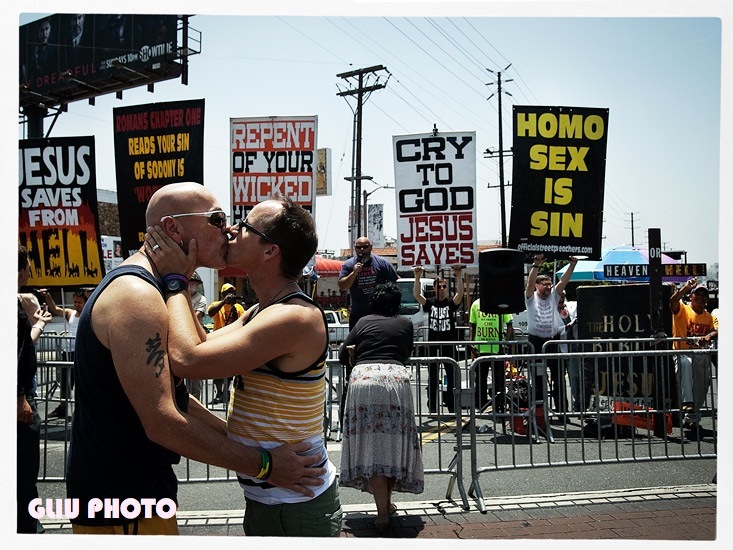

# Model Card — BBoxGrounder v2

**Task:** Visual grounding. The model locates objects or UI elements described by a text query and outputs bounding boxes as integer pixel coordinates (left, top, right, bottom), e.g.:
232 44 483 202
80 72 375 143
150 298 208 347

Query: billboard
112 99 206 256
508 106 609 260
230 116 318 222
20 14 179 107
393 131 477 269
19 136 104 287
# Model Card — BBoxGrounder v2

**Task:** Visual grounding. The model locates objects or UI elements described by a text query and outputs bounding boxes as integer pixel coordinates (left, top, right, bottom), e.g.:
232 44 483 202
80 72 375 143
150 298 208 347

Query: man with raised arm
524 254 578 414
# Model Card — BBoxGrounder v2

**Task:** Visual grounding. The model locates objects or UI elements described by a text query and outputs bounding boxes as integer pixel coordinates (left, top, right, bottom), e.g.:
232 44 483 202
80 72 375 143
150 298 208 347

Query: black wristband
162 273 189 286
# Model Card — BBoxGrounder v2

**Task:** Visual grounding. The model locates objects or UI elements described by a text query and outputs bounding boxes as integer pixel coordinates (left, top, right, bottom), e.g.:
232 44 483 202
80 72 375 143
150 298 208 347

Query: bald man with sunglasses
66 182 325 535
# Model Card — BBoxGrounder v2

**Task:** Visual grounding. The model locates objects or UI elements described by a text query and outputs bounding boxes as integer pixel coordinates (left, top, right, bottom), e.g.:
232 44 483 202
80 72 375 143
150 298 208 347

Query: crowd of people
18 186 718 537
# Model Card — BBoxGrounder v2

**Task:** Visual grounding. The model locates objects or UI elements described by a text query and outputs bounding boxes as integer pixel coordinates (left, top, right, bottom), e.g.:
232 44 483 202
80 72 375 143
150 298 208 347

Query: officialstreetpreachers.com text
517 243 593 255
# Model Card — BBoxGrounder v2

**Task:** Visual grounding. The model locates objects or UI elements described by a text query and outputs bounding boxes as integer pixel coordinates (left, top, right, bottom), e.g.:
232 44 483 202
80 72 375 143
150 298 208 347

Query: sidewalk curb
39 483 716 531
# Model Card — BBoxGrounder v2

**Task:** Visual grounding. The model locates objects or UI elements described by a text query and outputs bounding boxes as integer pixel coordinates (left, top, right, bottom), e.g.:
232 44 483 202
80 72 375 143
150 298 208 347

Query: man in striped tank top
146 195 342 537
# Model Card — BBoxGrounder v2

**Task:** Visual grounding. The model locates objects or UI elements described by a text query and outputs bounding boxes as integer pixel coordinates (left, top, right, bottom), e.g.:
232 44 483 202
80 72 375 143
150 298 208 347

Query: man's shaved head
146 182 214 226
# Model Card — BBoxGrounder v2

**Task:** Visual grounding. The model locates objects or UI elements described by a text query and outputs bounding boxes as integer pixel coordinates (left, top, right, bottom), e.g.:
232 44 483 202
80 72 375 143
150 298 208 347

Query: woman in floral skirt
338 282 424 535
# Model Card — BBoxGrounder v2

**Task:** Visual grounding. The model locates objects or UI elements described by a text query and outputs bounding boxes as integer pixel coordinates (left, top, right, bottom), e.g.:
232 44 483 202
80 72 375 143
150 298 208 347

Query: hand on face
144 225 197 277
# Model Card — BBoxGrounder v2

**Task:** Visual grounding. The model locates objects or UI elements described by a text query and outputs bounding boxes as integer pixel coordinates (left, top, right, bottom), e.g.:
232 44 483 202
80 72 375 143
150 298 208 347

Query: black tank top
66 265 188 526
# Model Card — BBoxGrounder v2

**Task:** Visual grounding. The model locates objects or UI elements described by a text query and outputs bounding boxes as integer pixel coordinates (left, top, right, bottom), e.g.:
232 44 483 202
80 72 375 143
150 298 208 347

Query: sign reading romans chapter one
113 99 206 257
393 131 477 269
508 106 609 260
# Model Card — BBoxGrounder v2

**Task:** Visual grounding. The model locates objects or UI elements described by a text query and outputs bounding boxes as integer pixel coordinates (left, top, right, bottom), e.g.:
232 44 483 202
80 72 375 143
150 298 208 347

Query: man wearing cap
207 283 246 404
670 278 718 431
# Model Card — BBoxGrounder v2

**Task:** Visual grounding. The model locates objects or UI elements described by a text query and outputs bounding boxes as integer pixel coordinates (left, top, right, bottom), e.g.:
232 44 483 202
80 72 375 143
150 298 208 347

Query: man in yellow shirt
207 283 246 404
670 278 718 431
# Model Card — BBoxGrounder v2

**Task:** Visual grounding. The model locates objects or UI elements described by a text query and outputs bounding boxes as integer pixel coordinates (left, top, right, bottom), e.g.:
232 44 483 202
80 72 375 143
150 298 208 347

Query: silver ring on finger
152 244 161 252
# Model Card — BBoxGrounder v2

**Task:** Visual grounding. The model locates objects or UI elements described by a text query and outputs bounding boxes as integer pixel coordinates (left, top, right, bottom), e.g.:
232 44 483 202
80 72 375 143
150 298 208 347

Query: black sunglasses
355 244 371 249
238 219 279 245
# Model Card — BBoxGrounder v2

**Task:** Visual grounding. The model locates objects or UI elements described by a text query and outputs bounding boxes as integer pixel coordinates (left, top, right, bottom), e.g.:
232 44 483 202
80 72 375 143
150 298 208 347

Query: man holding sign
524 254 578 414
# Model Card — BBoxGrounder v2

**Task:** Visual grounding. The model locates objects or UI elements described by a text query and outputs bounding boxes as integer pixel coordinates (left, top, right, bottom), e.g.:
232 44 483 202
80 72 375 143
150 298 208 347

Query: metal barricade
34 334 716 508
464 338 717 512
405 356 470 510
35 334 75 482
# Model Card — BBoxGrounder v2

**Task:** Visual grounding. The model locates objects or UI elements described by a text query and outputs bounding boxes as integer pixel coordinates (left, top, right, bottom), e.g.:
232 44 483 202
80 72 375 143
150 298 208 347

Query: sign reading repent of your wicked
230 116 317 222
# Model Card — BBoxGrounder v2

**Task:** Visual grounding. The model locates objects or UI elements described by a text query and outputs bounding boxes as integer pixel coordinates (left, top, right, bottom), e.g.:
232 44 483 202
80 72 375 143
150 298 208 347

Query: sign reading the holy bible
509 106 609 260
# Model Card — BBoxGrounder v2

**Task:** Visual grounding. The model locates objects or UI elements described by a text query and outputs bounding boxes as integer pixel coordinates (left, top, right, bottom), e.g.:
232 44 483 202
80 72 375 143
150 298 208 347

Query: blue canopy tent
556 246 687 283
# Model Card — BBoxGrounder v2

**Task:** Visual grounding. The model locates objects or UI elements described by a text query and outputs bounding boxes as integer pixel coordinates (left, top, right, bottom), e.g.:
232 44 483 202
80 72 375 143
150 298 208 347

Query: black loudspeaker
479 248 526 314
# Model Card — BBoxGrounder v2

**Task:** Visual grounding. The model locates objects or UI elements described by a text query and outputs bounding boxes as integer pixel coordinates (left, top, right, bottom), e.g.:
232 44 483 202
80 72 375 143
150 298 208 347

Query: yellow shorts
71 515 178 535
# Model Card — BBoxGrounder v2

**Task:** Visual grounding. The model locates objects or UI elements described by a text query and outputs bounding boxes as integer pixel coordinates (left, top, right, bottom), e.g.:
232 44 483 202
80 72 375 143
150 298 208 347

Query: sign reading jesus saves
393 131 477 269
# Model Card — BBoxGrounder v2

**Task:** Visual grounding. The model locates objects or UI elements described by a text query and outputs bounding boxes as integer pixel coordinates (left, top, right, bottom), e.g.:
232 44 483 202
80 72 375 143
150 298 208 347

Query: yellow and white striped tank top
226 291 337 504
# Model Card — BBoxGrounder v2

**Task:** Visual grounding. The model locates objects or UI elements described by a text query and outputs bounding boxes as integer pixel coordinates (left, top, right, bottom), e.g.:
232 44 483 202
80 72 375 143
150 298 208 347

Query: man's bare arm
526 255 543 299
555 257 578 295
95 276 325 495
452 265 464 305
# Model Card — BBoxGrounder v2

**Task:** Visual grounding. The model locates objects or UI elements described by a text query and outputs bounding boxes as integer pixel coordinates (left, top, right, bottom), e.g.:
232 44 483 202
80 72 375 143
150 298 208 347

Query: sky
9 1 727 271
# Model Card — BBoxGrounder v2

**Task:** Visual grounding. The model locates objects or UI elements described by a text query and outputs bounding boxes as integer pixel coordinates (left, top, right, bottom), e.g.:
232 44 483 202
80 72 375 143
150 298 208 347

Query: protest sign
230 116 317 221
393 131 477 269
19 136 103 286
508 106 609 259
113 98 205 255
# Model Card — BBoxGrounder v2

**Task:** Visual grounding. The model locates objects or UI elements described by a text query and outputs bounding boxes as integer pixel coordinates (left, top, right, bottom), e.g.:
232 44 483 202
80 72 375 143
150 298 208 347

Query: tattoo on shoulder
145 332 166 377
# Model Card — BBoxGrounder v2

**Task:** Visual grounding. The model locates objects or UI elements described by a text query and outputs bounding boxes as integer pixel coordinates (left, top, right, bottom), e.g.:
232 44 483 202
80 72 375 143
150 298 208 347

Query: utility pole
337 65 387 248
486 64 513 248
627 211 639 247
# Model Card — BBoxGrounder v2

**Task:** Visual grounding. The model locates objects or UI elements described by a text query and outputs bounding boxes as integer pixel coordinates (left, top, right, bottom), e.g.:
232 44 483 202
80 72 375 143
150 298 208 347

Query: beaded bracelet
255 449 273 481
